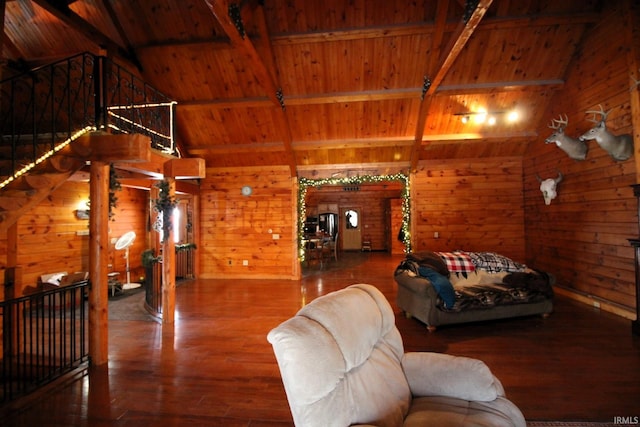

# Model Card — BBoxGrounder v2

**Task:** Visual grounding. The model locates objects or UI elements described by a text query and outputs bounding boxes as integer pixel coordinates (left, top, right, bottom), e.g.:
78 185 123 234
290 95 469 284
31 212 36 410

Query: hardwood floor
2 252 639 426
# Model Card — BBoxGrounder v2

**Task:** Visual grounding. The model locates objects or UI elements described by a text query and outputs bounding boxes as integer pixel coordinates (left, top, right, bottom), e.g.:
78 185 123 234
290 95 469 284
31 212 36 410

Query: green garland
154 180 177 242
109 164 121 220
298 173 411 261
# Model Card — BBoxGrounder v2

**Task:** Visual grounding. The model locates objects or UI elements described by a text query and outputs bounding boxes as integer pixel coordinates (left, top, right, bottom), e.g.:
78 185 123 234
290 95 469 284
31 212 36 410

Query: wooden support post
192 193 201 278
162 178 176 325
89 161 110 366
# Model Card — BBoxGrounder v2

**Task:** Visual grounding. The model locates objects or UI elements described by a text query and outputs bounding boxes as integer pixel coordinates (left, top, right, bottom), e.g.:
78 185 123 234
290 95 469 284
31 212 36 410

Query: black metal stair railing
0 52 177 188
1 280 90 404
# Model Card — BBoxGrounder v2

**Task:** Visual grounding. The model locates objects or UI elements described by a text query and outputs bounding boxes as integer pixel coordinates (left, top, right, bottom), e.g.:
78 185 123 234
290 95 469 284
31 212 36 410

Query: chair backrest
267 284 411 427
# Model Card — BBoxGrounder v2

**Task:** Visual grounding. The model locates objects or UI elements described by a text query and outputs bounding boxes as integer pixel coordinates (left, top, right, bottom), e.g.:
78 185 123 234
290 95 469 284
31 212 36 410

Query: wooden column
89 161 110 365
192 193 201 278
162 178 176 324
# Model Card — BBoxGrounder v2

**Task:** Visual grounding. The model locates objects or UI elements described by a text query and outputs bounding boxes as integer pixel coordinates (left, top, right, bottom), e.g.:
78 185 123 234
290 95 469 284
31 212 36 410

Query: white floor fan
115 231 141 290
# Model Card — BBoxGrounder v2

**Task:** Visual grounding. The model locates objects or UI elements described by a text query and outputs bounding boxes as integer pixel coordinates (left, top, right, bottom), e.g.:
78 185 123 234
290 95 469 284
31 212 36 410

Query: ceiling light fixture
455 109 519 125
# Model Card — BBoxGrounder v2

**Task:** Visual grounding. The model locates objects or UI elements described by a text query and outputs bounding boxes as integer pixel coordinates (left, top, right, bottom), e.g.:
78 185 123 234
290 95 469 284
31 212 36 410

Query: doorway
341 208 362 250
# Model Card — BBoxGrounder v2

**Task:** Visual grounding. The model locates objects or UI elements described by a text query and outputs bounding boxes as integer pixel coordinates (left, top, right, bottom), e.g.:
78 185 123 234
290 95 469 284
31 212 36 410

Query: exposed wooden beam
269 12 598 45
410 0 493 172
293 138 414 150
186 130 536 158
30 0 141 69
422 131 537 142
203 0 297 176
164 158 206 180
95 0 140 68
133 11 599 51
203 0 281 107
177 79 562 109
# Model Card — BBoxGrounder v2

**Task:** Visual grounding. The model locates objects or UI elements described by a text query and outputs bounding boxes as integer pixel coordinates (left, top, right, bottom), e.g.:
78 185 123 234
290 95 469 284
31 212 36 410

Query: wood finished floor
2 252 639 426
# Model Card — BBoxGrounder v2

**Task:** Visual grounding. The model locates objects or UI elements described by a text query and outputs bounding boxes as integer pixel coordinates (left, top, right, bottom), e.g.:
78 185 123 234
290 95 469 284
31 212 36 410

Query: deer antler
548 114 568 130
585 104 611 123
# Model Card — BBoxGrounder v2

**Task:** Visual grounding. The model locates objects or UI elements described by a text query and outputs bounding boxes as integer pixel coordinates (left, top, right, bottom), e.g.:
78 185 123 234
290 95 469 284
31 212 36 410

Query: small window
345 210 358 229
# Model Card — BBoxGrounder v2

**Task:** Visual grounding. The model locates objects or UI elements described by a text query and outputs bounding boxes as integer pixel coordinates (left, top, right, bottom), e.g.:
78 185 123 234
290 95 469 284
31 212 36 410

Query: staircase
0 135 92 231
0 52 177 230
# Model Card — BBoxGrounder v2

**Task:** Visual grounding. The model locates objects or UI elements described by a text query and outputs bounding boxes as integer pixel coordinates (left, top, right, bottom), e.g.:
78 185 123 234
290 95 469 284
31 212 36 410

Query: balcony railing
1 280 89 404
0 52 177 186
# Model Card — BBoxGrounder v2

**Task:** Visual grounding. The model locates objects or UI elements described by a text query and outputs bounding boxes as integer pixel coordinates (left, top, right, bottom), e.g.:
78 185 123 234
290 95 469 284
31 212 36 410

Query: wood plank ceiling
1 0 602 178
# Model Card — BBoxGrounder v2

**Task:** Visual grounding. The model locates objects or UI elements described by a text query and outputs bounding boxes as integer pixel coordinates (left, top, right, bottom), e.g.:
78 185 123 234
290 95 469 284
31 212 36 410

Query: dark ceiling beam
30 0 142 70
95 0 137 60
270 12 599 45
203 0 297 176
2 29 24 60
409 0 494 172
177 79 563 109
132 12 599 51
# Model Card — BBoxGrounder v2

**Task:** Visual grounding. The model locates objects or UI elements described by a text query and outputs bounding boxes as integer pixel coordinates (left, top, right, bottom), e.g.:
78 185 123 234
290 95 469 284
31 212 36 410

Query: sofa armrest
401 352 504 402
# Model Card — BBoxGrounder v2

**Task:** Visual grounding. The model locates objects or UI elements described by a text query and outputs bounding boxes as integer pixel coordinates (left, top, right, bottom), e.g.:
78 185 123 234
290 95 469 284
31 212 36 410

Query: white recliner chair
267 284 526 427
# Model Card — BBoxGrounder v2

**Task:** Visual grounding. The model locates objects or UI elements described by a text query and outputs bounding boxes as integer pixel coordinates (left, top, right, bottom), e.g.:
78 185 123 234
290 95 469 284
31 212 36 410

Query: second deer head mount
579 104 633 161
545 114 588 161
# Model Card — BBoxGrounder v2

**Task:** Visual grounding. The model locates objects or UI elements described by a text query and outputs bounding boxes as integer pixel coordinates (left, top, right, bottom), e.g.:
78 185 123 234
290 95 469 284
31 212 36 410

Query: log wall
411 157 526 263
108 186 149 282
0 181 149 295
199 166 298 279
523 5 637 316
16 181 91 288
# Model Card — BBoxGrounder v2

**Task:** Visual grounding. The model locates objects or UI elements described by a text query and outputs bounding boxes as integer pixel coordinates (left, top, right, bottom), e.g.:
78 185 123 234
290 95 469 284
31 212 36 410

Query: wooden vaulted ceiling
1 0 603 179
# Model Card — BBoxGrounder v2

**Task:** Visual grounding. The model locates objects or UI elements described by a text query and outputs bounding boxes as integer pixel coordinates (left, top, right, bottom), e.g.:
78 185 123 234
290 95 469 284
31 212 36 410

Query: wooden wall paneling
390 198 405 254
199 166 297 279
412 157 525 262
16 181 90 287
523 4 637 316
109 186 149 281
625 0 640 182
305 187 402 252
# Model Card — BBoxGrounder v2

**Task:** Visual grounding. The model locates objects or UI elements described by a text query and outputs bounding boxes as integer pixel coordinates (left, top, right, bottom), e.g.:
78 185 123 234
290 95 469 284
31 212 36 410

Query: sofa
394 250 554 331
267 283 526 427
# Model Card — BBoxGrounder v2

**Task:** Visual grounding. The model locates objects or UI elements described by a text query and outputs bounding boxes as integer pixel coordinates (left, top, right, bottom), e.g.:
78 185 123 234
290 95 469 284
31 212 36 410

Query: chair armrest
401 352 504 402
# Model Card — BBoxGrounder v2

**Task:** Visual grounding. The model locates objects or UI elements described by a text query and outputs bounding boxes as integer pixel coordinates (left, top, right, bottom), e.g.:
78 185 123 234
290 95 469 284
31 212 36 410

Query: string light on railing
0 126 95 190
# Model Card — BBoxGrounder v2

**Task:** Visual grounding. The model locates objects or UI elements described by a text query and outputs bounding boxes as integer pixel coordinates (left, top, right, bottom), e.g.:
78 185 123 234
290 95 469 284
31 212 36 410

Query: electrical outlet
228 259 232 266
242 260 249 266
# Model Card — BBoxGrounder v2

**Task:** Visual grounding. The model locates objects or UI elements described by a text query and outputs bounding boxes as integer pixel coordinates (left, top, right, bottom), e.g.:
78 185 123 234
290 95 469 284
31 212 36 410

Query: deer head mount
536 171 563 205
579 104 633 161
631 69 640 92
545 114 588 161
